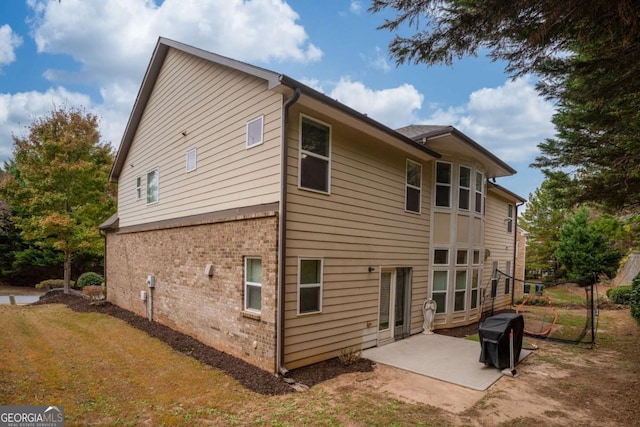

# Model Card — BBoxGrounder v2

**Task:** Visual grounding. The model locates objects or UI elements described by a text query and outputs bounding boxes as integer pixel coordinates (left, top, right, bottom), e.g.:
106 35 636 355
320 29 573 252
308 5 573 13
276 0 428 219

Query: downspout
99 229 107 299
277 87 300 376
511 201 525 306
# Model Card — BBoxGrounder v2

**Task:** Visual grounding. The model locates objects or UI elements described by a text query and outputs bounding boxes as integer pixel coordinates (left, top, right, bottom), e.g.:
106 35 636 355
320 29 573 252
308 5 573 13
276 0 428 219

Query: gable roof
396 125 517 178
488 182 526 203
109 37 441 183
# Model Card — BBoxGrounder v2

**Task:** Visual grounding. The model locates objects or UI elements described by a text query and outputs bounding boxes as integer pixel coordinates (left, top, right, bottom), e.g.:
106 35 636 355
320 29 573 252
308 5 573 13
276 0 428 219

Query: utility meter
147 274 155 288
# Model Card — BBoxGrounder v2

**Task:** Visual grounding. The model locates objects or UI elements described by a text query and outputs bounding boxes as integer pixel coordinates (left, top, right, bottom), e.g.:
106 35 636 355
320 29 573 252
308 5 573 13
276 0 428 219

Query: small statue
422 299 437 334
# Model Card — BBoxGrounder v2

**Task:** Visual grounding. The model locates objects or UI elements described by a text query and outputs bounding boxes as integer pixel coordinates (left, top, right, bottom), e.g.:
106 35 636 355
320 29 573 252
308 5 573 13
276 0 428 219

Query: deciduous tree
0 108 116 293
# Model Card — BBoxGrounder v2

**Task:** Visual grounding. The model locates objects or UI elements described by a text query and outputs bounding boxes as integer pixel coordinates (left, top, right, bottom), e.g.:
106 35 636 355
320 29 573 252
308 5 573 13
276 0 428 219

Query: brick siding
104 211 279 372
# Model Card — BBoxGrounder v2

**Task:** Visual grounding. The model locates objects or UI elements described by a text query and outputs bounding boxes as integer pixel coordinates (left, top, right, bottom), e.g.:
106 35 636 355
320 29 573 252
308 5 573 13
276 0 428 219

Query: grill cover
478 313 524 369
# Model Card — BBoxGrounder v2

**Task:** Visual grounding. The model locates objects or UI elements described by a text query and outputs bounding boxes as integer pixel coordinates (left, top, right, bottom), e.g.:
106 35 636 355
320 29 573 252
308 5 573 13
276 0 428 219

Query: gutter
511 201 525 306
277 87 301 376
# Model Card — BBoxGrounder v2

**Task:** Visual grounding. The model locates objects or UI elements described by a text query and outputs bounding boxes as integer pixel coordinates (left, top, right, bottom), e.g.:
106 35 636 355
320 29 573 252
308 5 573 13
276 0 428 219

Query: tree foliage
519 172 571 278
0 108 116 292
371 0 640 210
554 207 623 281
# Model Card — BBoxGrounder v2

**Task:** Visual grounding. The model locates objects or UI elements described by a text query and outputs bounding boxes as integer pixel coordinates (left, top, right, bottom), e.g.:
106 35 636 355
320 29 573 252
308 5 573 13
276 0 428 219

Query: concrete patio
363 332 531 391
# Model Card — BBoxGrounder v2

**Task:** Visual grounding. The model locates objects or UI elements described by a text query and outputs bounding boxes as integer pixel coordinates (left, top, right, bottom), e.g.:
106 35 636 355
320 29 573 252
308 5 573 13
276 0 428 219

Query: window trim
146 168 159 205
246 115 264 148
297 257 323 315
405 159 422 214
298 114 331 194
435 161 452 208
186 148 197 173
433 249 449 265
244 257 262 314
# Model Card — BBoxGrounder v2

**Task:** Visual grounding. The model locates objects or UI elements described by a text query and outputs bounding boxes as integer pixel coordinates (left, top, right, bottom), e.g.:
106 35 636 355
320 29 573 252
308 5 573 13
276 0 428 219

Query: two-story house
100 38 524 373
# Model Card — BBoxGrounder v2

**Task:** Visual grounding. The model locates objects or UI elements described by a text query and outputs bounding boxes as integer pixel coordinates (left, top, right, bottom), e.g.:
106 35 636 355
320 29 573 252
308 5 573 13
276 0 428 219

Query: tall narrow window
504 261 512 295
471 269 480 309
186 148 197 172
135 176 142 200
146 168 159 204
435 162 452 207
432 270 448 313
475 172 484 213
299 116 330 193
405 159 422 213
454 270 467 311
246 116 264 148
459 166 471 210
298 258 323 314
507 204 514 232
245 258 262 313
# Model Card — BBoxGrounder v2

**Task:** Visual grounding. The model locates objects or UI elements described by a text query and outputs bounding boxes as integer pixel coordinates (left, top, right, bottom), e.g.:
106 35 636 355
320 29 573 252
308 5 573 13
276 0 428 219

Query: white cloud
28 0 322 87
0 25 23 67
0 88 94 160
426 77 555 162
329 78 423 129
363 47 391 73
350 1 363 14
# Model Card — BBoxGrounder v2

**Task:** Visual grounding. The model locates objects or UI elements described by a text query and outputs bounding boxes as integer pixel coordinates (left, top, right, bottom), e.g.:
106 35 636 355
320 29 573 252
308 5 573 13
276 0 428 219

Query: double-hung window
435 162 452 207
405 159 422 213
299 116 330 193
146 168 159 204
507 204 514 233
245 258 262 313
459 166 471 210
298 258 323 314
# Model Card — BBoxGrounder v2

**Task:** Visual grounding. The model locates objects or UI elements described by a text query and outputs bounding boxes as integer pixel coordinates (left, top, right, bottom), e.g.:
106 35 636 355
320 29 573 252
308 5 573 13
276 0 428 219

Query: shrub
606 286 634 305
337 346 362 366
77 272 104 288
82 285 106 305
630 274 640 324
36 279 74 290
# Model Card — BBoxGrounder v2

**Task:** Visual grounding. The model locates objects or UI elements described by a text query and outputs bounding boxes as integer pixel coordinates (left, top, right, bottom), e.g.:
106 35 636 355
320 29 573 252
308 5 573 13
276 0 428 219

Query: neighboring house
100 38 525 373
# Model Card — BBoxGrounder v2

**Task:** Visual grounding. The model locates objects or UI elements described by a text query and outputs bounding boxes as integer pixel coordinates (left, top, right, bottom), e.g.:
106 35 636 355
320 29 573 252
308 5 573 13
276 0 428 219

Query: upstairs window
405 159 422 213
244 258 262 313
246 116 264 148
147 168 159 204
459 166 471 210
475 172 484 214
507 204 514 233
186 148 197 172
435 162 452 207
299 116 331 193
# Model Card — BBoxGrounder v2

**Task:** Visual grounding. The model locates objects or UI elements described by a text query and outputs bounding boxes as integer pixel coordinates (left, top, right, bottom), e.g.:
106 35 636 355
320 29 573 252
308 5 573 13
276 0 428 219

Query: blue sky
0 0 554 203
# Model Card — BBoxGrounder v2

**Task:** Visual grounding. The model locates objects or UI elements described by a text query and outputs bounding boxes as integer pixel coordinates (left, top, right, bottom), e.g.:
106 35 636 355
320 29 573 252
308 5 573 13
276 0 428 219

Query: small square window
246 116 264 148
186 148 197 172
456 250 468 265
434 249 449 265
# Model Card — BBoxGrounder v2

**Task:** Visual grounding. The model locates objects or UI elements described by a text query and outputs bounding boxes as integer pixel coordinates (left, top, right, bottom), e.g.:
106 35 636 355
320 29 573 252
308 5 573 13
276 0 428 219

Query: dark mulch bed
33 293 373 395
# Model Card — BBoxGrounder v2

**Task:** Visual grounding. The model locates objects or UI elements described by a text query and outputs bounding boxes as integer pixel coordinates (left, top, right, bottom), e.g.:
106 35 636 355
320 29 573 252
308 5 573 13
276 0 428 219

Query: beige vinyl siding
283 109 432 369
118 48 283 227
483 190 516 311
